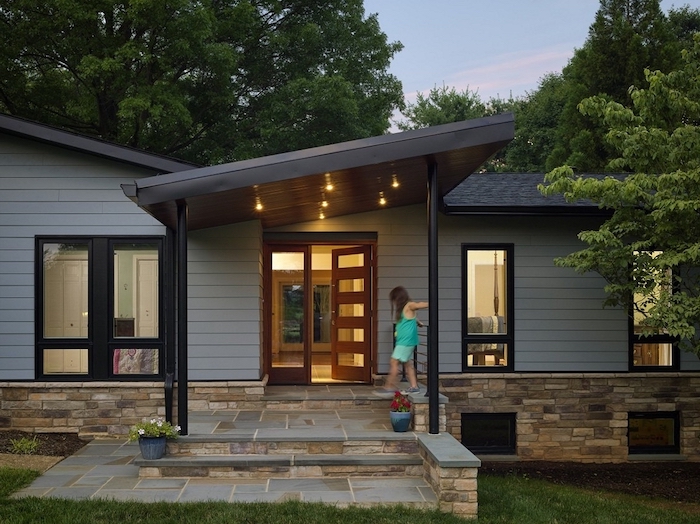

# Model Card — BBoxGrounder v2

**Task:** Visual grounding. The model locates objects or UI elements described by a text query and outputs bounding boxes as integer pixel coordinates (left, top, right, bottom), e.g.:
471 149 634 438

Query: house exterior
1 112 698 462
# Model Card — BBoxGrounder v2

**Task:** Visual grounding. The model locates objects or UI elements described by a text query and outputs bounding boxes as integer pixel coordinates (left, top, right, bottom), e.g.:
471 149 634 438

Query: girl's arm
408 301 428 311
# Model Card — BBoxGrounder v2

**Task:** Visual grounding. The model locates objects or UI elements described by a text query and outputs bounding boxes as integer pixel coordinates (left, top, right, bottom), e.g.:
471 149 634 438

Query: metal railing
394 323 429 388
414 324 428 375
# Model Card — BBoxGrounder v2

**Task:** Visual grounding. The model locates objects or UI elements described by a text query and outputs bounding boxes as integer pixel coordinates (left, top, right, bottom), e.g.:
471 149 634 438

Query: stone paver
12 387 438 506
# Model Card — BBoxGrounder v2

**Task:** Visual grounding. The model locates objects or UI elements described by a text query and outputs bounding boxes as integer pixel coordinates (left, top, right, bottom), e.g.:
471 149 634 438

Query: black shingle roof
444 172 620 215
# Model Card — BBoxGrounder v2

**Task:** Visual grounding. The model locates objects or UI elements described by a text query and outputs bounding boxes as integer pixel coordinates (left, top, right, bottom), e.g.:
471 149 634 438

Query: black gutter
444 206 613 217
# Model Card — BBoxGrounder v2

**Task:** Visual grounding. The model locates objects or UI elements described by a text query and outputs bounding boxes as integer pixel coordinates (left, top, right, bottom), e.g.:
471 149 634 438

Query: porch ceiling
122 114 515 230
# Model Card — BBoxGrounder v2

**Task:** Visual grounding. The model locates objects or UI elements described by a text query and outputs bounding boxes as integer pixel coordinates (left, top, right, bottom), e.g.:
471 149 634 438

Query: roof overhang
0 113 197 173
123 113 515 230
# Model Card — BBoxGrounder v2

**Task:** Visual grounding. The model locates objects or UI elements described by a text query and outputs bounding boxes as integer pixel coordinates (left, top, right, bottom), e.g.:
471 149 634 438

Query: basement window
628 412 680 455
461 413 516 455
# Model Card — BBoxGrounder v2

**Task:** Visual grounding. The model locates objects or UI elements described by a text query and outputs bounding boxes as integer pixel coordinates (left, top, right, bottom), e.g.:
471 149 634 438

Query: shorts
391 345 414 363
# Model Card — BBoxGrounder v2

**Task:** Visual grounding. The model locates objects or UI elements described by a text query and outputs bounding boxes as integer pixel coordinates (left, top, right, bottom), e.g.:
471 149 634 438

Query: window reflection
43 243 88 339
465 248 508 368
113 244 159 338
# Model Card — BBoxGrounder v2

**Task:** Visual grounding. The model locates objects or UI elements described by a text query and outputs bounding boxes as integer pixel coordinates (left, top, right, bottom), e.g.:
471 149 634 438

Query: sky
364 0 700 123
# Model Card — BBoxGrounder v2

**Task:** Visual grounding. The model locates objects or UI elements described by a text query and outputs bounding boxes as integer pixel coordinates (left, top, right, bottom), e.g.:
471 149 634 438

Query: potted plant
128 417 180 459
389 391 412 432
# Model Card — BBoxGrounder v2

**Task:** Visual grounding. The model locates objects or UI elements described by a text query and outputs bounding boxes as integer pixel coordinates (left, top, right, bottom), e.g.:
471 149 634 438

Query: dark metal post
177 201 188 435
427 161 439 434
165 228 176 424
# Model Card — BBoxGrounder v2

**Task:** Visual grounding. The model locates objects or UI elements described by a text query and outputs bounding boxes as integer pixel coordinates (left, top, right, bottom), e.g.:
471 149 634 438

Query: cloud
404 46 574 102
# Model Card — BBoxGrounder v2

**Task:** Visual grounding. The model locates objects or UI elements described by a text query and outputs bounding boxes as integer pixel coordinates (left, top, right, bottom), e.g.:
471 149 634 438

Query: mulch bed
0 430 87 457
481 461 700 504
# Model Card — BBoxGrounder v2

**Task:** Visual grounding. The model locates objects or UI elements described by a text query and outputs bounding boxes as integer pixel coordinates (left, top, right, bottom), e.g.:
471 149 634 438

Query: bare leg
405 361 417 388
385 358 400 390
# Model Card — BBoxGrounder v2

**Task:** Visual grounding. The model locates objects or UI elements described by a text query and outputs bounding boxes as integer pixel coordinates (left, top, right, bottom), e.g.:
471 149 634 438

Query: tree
396 85 488 131
0 0 404 164
506 73 567 173
548 0 693 173
396 85 520 171
540 35 700 356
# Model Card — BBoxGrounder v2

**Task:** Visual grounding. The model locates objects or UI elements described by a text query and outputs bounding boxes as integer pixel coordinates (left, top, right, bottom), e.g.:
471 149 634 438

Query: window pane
338 278 364 292
465 249 507 331
633 251 671 335
338 303 364 317
464 247 510 369
271 251 305 369
113 348 159 375
337 253 364 269
313 284 331 344
629 412 679 454
43 348 88 374
631 251 674 367
632 343 673 366
114 244 159 338
337 352 365 367
467 343 508 367
337 328 364 342
461 413 516 454
43 243 88 338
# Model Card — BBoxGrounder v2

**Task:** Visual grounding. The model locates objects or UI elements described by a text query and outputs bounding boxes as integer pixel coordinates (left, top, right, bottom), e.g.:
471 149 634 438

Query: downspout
427 161 440 434
177 201 189 435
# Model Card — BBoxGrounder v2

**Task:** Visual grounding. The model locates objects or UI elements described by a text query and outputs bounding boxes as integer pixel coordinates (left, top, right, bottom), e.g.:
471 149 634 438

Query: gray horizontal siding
0 133 166 380
440 213 630 372
187 221 263 381
270 206 640 374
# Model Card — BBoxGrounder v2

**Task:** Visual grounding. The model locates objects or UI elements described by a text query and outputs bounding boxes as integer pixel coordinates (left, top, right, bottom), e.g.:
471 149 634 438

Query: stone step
135 453 424 479
166 433 420 456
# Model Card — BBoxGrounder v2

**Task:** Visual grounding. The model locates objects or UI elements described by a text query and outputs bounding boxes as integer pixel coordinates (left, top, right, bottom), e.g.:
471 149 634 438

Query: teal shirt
395 312 418 347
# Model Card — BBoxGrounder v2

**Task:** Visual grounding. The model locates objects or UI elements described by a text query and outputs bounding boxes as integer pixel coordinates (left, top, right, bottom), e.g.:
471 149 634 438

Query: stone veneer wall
441 373 700 462
0 381 266 438
2 373 700 464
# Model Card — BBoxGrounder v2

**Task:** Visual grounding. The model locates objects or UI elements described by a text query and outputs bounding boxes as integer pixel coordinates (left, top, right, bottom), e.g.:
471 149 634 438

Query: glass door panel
266 243 373 384
271 251 305 372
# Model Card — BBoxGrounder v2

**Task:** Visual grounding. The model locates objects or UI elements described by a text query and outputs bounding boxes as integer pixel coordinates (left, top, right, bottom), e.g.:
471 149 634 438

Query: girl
385 286 428 393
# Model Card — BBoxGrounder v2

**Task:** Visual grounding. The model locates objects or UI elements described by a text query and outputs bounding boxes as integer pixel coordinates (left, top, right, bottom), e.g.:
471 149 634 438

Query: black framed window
36 237 166 379
630 251 678 369
461 413 517 455
462 244 514 371
628 412 680 455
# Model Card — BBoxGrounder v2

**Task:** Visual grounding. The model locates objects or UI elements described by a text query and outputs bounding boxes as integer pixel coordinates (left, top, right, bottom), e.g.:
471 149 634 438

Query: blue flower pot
389 411 412 432
139 436 166 459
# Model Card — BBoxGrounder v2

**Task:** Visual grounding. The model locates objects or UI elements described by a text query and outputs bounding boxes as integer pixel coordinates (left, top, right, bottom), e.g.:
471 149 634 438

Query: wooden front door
265 242 374 385
331 245 372 382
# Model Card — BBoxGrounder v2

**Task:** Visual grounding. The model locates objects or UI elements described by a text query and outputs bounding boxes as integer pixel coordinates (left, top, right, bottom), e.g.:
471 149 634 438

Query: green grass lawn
1 466 698 524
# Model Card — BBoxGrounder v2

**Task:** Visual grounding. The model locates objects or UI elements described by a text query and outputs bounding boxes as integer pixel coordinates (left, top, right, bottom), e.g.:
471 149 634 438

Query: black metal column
164 228 176 424
177 201 188 435
427 161 439 434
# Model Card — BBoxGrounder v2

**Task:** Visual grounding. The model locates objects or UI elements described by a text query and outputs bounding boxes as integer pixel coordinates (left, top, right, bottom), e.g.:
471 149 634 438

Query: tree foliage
396 85 519 171
0 0 404 164
506 74 567 173
397 85 489 131
547 0 697 172
540 35 700 355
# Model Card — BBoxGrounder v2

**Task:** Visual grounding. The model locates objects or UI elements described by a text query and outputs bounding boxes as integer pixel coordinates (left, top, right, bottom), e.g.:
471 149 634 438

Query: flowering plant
390 391 411 412
128 417 180 441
